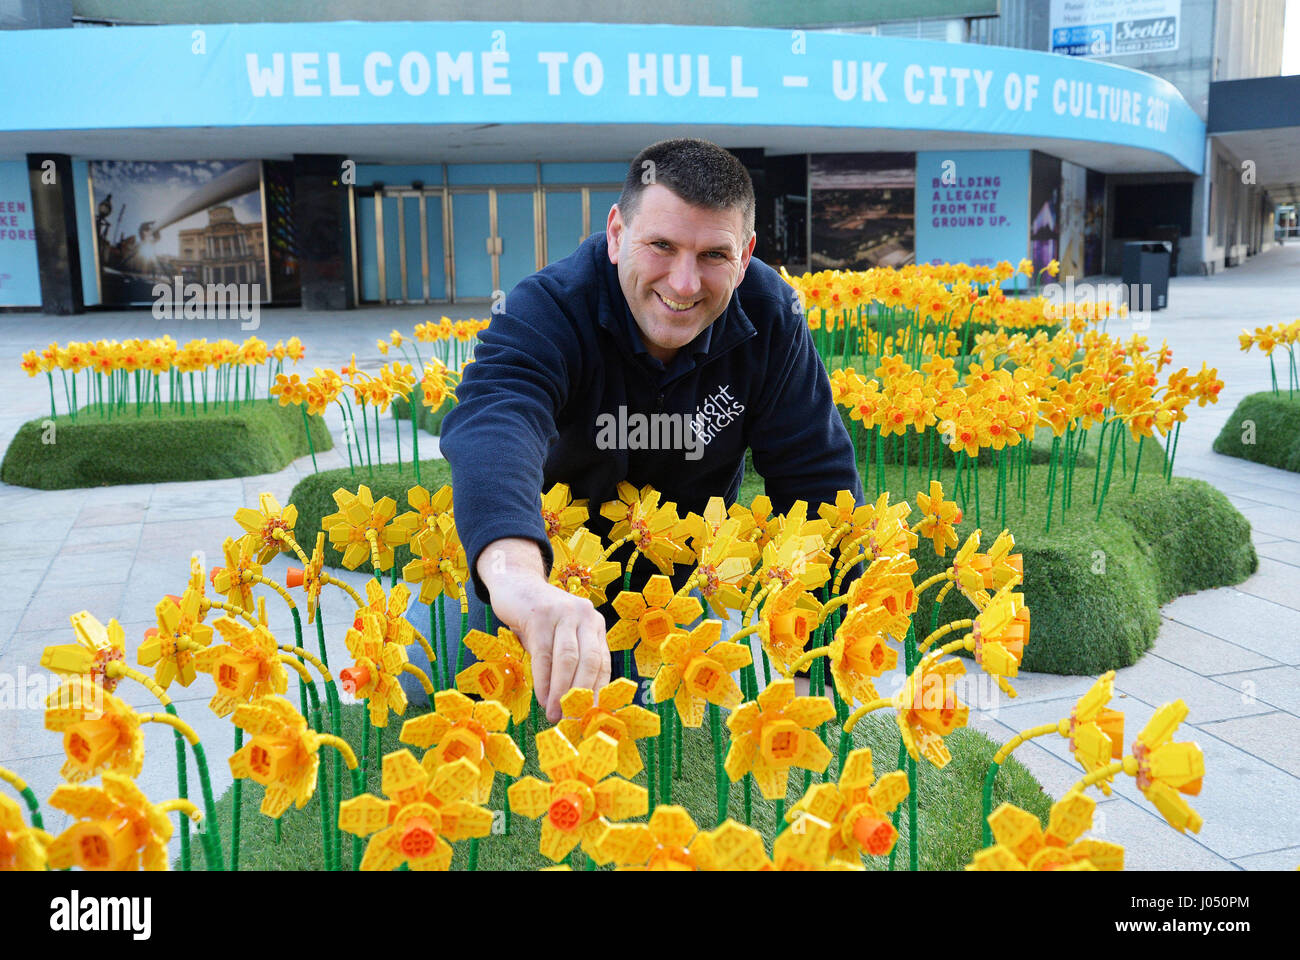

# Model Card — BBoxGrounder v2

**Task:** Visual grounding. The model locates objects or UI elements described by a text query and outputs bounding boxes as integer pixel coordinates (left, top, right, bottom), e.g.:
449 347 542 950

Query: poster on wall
0 161 42 307
89 160 269 306
914 150 1030 276
1030 152 1062 276
1059 161 1088 280
1050 0 1180 58
810 153 914 271
1084 169 1106 276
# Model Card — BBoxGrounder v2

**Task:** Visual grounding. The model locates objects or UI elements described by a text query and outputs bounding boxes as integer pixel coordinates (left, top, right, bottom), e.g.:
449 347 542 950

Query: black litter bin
1122 241 1171 312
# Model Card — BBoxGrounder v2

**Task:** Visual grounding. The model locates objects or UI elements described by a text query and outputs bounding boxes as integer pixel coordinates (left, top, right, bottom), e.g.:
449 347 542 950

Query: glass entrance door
449 188 541 301
367 187 448 304
542 185 623 265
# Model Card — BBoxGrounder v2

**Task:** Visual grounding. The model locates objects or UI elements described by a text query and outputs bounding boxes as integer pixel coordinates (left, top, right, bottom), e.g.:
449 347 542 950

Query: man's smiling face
606 184 756 365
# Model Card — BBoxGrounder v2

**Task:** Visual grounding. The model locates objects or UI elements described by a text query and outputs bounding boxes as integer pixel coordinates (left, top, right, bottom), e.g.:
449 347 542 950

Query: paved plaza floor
1 244 1297 869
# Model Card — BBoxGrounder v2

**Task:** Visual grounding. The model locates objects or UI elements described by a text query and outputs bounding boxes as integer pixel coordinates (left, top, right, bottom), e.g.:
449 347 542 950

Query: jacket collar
593 232 757 380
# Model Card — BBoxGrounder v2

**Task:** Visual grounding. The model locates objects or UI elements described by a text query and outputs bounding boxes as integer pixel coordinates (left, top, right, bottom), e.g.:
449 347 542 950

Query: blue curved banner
0 21 1204 172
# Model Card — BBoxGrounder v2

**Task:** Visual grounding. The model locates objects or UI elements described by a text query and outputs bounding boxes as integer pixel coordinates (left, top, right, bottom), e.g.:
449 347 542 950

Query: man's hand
478 537 611 723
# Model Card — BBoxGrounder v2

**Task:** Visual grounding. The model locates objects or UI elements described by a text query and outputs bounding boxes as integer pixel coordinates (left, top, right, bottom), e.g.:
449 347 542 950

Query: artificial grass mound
857 428 1256 675
190 702 1052 871
288 424 1254 675
0 402 333 490
1212 391 1300 473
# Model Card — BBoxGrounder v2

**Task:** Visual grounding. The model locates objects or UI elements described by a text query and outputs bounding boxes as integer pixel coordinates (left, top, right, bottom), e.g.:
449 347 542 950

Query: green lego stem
300 404 319 472
17 785 43 832
674 708 683 781
774 797 785 836
708 703 725 827
646 713 658 813
316 612 343 869
1130 434 1145 494
468 837 480 871
361 701 371 783
410 390 421 485
231 725 243 871
438 596 451 690
172 723 190 871
888 737 906 871
1096 424 1122 520
307 692 333 872
164 701 223 871
350 767 365 869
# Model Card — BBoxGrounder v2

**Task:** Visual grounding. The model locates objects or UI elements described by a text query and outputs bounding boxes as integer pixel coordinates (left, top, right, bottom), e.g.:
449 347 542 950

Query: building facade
0 0 1292 312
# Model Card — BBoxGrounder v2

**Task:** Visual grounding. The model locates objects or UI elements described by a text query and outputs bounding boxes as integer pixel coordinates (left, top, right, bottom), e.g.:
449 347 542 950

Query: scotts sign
1051 0 1181 59
1114 17 1178 55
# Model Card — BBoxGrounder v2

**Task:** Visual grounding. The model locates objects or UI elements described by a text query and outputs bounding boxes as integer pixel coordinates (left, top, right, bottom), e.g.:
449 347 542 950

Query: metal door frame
539 184 623 264
354 180 622 305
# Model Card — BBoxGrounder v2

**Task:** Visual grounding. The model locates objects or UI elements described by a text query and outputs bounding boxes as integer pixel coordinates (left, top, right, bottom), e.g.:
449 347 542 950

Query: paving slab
1162 589 1300 665
1150 618 1278 676
1208 664 1300 715
1254 539 1300 568
1232 845 1300 871
1113 652 1278 724
1195 711 1300 778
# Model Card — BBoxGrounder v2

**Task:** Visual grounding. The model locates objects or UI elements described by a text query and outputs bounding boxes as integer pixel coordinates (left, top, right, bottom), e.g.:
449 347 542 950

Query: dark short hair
619 138 755 235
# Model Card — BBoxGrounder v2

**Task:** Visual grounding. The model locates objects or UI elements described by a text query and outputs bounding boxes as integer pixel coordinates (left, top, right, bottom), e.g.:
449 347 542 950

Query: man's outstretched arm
440 292 611 720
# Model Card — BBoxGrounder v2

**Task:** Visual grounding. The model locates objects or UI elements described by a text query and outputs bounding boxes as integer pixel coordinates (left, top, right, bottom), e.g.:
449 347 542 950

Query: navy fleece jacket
440 232 866 607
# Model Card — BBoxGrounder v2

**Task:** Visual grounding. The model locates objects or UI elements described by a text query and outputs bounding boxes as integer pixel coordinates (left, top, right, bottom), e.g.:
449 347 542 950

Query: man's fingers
524 618 554 718
572 612 610 696
547 621 581 722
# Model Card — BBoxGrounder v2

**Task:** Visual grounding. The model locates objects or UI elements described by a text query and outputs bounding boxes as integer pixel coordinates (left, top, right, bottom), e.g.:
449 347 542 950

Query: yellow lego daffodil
508 728 647 863
557 679 660 779
607 574 703 679
138 585 212 690
650 620 751 727
968 793 1123 871
1066 670 1125 795
192 617 289 717
0 792 50 871
44 677 144 784
828 602 899 708
321 484 405 571
400 689 524 804
233 492 299 564
46 772 186 871
339 609 409 728
725 679 836 800
456 627 533 725
339 748 491 871
896 651 970 769
228 695 325 819
41 611 127 693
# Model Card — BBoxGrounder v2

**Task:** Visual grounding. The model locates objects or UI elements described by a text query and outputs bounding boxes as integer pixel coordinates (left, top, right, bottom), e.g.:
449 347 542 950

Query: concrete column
26 154 83 316
292 154 355 310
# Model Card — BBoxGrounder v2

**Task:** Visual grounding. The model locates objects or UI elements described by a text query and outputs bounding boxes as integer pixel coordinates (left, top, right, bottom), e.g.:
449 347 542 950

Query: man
439 138 864 722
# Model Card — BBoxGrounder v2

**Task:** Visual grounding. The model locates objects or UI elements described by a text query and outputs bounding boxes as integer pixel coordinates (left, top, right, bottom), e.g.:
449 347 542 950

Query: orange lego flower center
216 654 260 698
69 819 136 871
638 609 674 647
399 816 440 859
64 718 120 771
339 663 371 696
853 816 895 855
247 737 297 786
684 656 725 697
548 793 585 832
